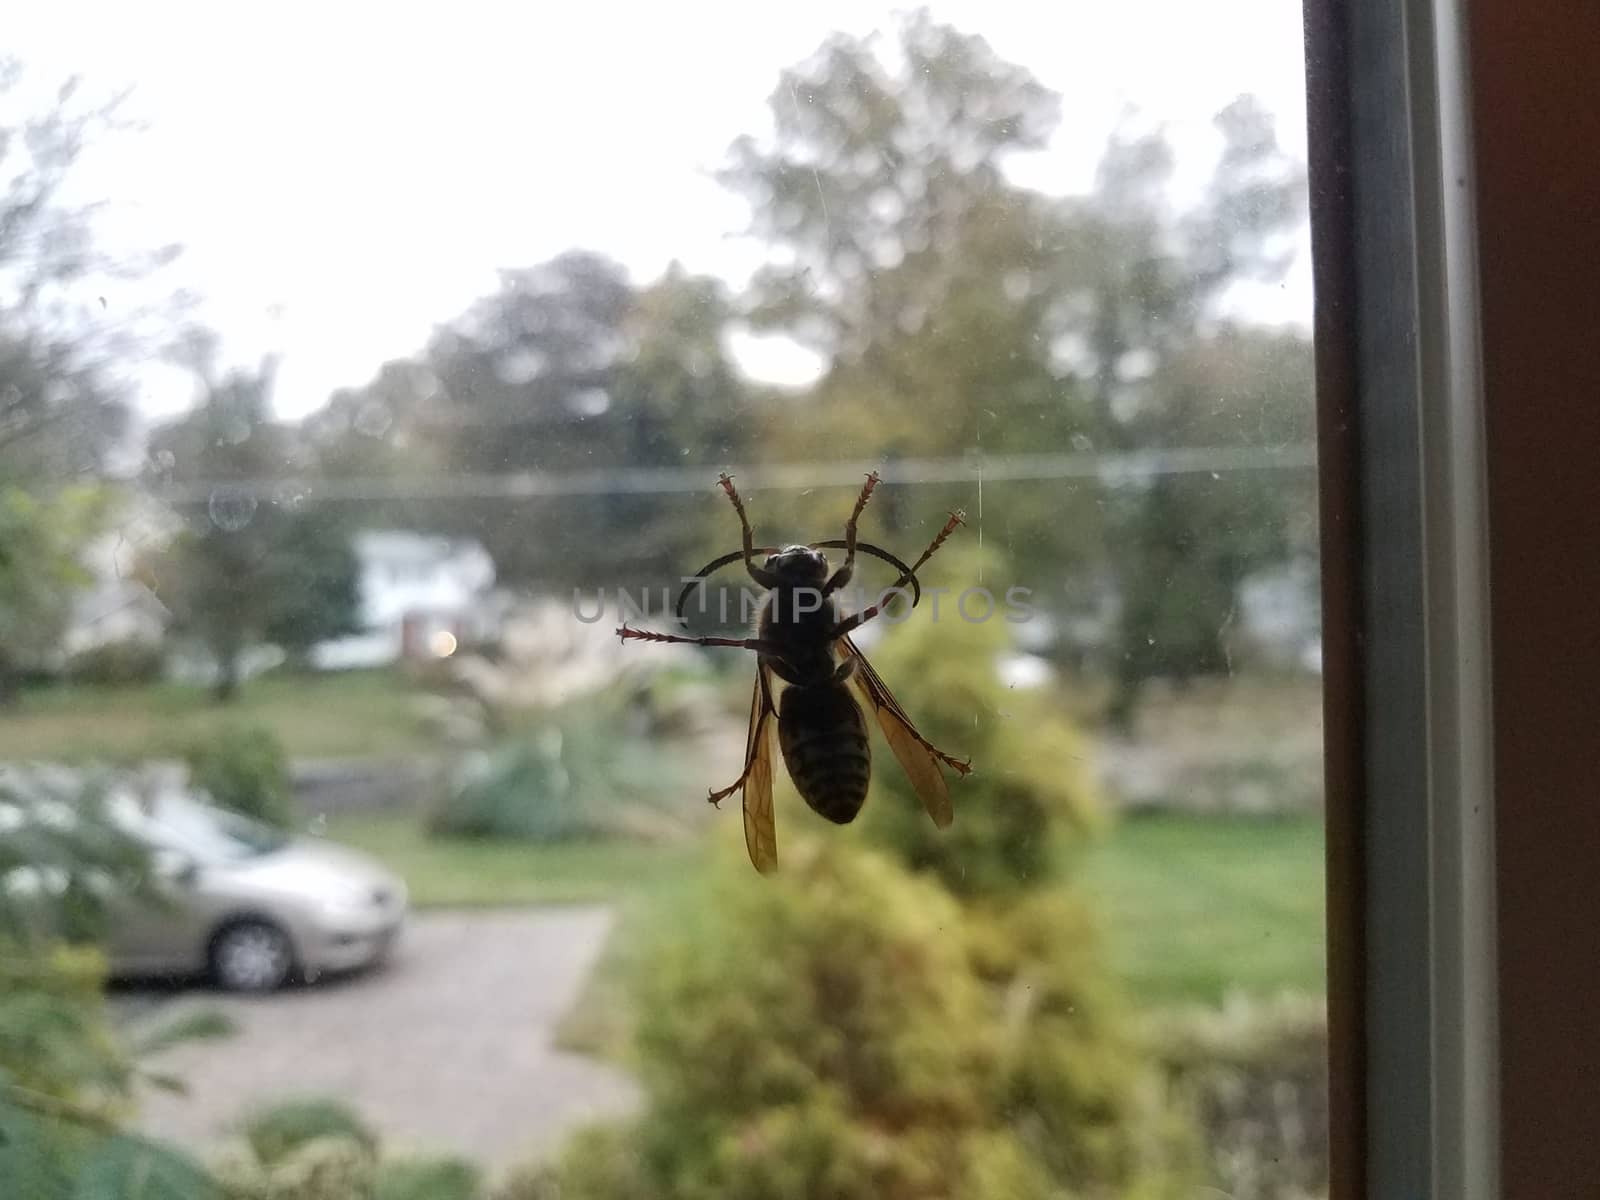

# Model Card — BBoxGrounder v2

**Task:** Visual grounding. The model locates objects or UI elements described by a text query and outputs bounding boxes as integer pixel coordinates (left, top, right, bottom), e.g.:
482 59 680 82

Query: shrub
535 840 1196 1200
427 691 691 842
1149 993 1329 1200
851 547 1102 899
217 1104 486 1200
375 1155 484 1200
66 638 165 687
187 726 295 830
240 1097 377 1167
215 1134 377 1200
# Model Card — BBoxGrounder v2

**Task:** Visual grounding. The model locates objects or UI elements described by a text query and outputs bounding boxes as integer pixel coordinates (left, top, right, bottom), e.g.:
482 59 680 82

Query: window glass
1 5 1324 1198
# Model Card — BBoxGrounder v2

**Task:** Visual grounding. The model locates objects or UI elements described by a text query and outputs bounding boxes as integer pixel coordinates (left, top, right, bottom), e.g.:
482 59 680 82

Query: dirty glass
1 4 1325 1198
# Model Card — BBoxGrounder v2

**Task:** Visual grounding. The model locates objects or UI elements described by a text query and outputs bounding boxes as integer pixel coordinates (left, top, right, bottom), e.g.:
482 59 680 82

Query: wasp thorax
763 544 829 586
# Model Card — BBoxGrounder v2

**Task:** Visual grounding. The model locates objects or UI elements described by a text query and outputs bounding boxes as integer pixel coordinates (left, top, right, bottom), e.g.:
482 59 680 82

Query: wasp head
762 544 829 587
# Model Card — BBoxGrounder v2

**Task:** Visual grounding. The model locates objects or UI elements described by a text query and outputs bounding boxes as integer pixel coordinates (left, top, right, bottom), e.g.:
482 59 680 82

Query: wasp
617 471 970 873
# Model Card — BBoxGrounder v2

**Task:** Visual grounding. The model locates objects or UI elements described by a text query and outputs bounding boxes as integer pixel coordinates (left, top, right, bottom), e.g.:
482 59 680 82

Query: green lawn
319 807 1324 1047
1077 812 1326 1006
322 813 706 907
0 670 437 762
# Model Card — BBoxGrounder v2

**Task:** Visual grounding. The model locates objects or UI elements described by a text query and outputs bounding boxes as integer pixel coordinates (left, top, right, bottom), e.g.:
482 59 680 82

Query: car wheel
209 920 294 992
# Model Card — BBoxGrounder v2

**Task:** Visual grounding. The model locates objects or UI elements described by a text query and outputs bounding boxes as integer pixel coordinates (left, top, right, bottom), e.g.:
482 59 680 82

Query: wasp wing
739 662 779 873
841 635 967 829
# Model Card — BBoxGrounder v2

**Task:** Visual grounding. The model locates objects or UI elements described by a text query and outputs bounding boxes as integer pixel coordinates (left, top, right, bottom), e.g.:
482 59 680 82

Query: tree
144 360 359 699
310 255 754 595
1047 105 1312 716
1105 328 1316 717
0 60 182 482
0 61 186 700
717 13 1314 713
720 9 1059 369
0 484 107 701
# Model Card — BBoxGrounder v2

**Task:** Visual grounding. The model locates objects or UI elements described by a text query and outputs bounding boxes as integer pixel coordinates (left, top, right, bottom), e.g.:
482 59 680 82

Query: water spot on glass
309 813 327 835
208 488 257 531
1071 433 1093 452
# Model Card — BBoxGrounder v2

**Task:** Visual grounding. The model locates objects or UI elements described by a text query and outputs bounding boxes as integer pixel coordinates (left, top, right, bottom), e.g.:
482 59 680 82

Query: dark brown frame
1307 0 1600 1196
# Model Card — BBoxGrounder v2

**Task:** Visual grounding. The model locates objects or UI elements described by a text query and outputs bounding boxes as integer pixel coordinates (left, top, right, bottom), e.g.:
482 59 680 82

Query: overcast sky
11 1 1311 420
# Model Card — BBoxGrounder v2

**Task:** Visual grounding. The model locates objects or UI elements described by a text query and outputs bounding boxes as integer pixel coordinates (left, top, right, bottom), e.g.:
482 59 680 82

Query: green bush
427 692 690 843
66 638 165 687
215 1134 376 1200
0 945 223 1200
240 1097 377 1168
375 1155 483 1200
217 1104 485 1200
187 726 295 830
852 547 1102 899
534 841 1195 1200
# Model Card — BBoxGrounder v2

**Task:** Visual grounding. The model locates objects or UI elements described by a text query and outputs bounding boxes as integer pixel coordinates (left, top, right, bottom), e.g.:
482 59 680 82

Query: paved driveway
130 908 640 1170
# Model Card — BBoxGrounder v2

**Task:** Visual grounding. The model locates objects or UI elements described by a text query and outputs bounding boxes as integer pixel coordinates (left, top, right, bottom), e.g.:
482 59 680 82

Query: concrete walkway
132 908 640 1170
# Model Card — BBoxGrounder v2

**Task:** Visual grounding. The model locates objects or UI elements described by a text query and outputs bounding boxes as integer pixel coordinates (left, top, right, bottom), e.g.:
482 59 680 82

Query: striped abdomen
778 682 871 824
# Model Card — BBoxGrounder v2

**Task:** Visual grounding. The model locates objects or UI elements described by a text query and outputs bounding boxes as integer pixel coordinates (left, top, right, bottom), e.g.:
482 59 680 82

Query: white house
311 531 499 669
60 495 178 660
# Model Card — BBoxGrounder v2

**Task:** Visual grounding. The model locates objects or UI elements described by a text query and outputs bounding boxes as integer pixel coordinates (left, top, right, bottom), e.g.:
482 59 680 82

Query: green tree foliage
311 256 753 592
0 484 108 699
1101 328 1315 720
1053 106 1312 713
185 726 295 830
0 60 183 483
144 361 360 699
718 12 1314 711
717 12 1103 577
0 770 228 1199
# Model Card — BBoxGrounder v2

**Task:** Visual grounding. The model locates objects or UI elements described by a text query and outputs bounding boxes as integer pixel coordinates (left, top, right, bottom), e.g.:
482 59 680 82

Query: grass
541 811 1321 1059
1077 812 1326 1006
319 810 1324 1012
321 813 706 907
0 670 437 762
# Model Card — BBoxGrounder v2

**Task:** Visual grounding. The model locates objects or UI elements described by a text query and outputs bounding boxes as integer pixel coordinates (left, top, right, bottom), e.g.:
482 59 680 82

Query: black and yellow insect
618 471 970 872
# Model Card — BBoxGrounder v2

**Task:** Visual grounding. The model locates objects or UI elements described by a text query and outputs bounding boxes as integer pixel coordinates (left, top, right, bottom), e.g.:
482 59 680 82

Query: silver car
96 788 408 992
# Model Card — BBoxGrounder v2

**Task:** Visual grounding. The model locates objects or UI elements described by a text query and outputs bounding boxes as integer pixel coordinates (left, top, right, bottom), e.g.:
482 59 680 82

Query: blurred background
1 3 1325 1198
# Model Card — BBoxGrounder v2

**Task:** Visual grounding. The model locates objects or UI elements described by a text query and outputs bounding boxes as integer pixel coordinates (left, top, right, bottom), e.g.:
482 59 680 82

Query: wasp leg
707 762 757 807
717 473 779 589
830 510 965 638
617 625 777 653
825 471 880 596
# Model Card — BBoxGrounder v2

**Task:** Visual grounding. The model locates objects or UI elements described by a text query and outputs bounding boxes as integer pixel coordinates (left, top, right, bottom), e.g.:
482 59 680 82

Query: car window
135 797 289 863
